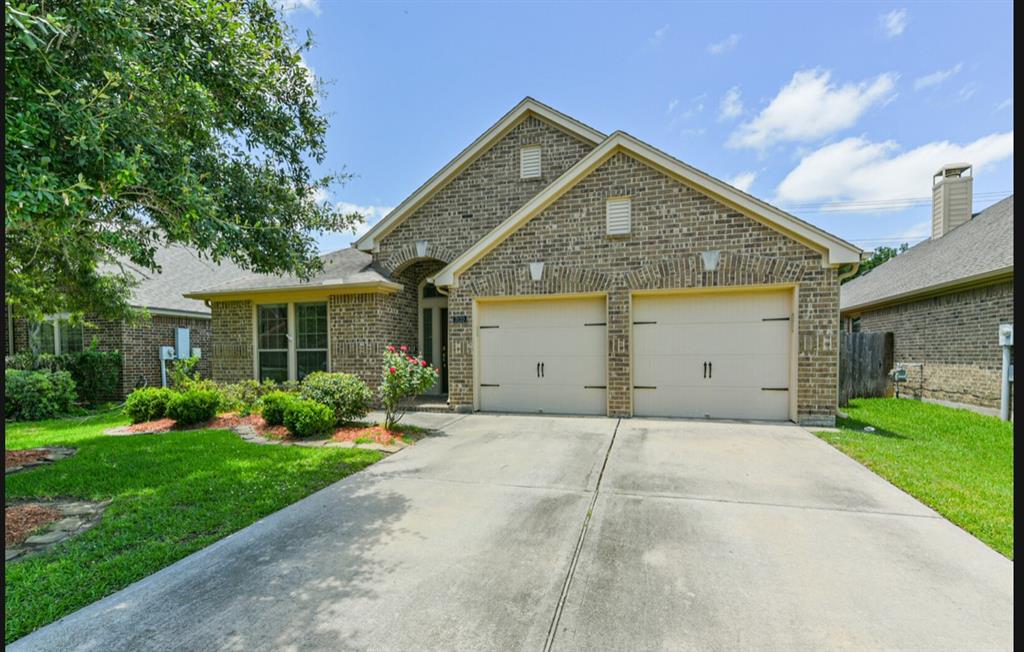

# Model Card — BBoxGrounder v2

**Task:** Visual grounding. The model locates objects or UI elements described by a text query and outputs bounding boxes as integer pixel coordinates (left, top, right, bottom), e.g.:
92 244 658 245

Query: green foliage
217 379 281 416
165 389 220 425
4 0 362 322
844 243 909 284
4 368 77 420
379 345 439 429
168 356 201 389
282 398 335 438
299 371 372 425
5 341 121 404
260 390 297 426
124 387 174 423
57 341 122 404
4 409 382 643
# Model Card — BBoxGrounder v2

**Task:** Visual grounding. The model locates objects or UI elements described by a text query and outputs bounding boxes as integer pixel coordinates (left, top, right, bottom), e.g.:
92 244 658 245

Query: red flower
420 359 428 367
386 345 396 352
389 366 396 374
400 345 408 352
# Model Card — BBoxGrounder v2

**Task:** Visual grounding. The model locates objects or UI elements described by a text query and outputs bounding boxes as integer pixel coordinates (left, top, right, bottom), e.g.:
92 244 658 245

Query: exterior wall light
701 250 721 272
529 262 545 281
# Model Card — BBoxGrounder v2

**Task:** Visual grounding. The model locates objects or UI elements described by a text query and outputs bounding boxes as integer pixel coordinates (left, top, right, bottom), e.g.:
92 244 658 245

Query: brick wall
210 300 253 383
119 314 212 395
447 151 839 425
854 280 1013 407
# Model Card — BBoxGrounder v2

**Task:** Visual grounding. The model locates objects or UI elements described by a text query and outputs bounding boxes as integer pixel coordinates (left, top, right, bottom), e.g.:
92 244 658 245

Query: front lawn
816 398 1013 558
4 409 383 644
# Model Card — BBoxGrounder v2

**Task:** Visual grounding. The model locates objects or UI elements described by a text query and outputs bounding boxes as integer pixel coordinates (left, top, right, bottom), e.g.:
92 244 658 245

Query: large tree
843 242 910 284
4 0 359 321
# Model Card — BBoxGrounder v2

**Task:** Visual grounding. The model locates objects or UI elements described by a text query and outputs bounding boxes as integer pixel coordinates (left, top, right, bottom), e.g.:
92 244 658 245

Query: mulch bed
5 449 49 469
5 504 61 547
332 425 406 445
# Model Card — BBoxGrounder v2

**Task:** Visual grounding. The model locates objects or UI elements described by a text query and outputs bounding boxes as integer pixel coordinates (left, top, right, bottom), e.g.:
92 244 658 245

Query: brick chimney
932 163 973 238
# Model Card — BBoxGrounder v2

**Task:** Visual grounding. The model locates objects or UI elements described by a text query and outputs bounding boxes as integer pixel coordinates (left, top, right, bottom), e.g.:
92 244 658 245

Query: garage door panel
478 298 606 416
632 290 792 421
633 386 789 420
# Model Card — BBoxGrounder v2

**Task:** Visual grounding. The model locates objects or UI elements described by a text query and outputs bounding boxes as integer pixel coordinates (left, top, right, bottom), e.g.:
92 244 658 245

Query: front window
295 303 328 380
30 317 82 355
257 302 328 382
257 304 289 383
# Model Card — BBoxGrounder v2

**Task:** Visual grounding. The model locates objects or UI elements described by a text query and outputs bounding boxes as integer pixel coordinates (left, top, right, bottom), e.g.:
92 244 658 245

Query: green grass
4 409 383 643
816 398 1013 558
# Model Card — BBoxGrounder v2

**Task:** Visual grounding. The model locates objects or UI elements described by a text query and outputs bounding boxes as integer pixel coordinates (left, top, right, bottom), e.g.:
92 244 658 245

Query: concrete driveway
12 414 1012 651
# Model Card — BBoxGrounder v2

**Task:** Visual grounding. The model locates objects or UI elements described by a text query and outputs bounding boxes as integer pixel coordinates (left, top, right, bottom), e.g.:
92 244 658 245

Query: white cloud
666 98 679 114
879 8 908 37
650 24 670 46
775 132 1014 205
913 63 963 90
717 87 743 121
727 69 898 149
278 0 320 14
333 201 395 239
995 98 1013 112
958 83 978 102
707 33 740 55
727 171 757 192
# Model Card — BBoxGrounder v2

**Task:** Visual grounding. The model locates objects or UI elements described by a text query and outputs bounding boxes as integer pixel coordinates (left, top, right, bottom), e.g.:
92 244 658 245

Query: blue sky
280 1 1014 254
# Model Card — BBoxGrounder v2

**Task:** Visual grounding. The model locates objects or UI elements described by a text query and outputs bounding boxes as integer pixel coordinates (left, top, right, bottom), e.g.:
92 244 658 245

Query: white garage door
478 297 606 415
632 290 792 420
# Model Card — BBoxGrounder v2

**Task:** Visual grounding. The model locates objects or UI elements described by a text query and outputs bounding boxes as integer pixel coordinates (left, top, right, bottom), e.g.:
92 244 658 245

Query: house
841 165 1013 410
187 98 862 426
6 245 246 398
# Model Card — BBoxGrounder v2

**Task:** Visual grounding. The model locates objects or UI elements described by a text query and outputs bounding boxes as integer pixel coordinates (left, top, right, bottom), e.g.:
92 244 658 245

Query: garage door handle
541 362 545 378
708 362 712 378
703 361 707 378
536 362 540 378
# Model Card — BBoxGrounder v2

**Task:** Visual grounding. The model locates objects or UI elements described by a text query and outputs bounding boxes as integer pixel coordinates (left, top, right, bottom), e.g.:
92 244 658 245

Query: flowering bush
379 345 438 429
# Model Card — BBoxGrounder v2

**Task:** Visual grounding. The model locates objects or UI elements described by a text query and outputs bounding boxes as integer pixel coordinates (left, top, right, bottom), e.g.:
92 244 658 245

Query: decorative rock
53 518 84 531
6 548 24 561
25 530 69 545
6 498 109 563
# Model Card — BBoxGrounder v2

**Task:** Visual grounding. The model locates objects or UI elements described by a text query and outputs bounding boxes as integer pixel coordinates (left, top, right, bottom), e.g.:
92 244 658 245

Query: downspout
836 262 860 283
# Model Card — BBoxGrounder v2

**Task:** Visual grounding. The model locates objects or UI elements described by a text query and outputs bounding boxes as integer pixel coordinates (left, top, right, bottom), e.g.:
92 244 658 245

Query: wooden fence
838 332 894 407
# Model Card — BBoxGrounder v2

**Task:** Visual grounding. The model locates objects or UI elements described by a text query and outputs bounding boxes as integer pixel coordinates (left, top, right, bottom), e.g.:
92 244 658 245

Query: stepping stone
25 531 67 545
6 466 23 474
53 518 84 531
294 441 326 447
6 548 24 561
323 441 354 448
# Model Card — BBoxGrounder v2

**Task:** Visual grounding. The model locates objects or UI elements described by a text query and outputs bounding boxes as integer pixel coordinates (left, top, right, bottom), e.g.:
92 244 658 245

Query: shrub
125 387 175 423
4 369 78 421
379 345 438 429
282 398 335 438
300 372 372 425
218 379 281 415
58 342 122 404
260 391 296 426
165 389 220 425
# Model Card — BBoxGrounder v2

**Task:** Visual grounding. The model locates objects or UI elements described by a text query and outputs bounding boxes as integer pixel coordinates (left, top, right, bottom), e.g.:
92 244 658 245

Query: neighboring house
6 245 246 398
187 98 862 425
841 165 1013 409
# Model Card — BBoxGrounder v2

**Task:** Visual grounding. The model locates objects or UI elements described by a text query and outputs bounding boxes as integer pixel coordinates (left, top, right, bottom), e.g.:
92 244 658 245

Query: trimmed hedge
282 398 335 438
260 391 296 426
125 387 174 423
4 369 78 421
299 372 371 425
166 389 220 425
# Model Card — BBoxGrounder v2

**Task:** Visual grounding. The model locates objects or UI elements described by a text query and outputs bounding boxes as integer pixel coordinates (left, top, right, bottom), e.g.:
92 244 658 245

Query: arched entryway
418 279 448 395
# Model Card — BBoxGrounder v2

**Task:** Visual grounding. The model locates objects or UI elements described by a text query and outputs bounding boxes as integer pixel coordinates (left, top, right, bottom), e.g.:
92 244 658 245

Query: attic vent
520 146 541 179
606 197 631 235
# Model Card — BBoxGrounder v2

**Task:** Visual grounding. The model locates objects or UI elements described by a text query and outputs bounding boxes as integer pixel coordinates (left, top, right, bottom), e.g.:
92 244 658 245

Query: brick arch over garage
382 242 461 275
622 252 807 290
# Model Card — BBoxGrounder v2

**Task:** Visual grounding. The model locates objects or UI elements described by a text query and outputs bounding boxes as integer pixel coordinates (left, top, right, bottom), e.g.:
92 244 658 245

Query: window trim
252 301 331 382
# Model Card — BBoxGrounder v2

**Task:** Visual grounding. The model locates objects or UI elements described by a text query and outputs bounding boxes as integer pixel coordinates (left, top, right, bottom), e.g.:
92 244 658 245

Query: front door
420 282 448 395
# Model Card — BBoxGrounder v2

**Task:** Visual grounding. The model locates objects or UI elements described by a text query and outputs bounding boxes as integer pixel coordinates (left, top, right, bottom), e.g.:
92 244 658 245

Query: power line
778 190 1010 213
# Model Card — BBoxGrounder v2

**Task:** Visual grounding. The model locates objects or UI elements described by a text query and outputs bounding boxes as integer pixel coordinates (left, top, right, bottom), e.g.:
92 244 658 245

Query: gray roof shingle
106 245 249 316
185 247 393 297
841 195 1014 311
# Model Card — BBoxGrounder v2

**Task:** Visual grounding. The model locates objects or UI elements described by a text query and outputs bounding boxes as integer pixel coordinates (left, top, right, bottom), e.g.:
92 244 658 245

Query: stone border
106 423 414 454
5 447 77 475
6 499 111 562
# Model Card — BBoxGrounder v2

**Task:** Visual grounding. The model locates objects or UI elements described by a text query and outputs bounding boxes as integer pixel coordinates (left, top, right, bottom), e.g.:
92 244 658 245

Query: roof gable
354 98 605 251
432 132 863 287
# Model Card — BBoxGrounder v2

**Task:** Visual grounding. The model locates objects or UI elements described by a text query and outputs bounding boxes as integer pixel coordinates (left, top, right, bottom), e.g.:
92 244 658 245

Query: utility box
159 345 176 361
998 323 1013 347
175 328 191 359
191 347 202 359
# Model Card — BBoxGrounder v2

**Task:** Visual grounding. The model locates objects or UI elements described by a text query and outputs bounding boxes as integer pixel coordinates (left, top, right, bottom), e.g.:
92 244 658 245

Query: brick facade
446 151 838 424
8 310 212 399
852 281 1013 407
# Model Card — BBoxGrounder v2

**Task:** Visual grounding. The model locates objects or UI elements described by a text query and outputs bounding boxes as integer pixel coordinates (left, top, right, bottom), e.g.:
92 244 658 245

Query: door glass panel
258 304 289 382
422 308 433 364
60 320 84 353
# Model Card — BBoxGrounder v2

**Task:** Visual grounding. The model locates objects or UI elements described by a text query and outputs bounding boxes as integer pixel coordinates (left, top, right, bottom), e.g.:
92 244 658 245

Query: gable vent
520 146 542 179
606 197 632 235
